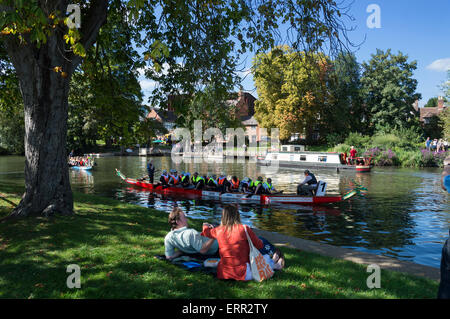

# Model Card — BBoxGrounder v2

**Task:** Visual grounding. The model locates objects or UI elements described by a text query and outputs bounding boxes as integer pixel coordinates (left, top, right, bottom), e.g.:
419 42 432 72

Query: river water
1 155 449 268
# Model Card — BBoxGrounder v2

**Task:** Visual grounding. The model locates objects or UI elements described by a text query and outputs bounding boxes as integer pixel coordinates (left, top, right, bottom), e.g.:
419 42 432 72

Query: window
282 146 288 152
318 156 327 162
294 147 301 152
300 155 306 161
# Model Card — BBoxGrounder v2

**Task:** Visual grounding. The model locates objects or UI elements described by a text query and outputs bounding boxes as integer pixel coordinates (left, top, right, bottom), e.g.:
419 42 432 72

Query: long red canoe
115 169 358 206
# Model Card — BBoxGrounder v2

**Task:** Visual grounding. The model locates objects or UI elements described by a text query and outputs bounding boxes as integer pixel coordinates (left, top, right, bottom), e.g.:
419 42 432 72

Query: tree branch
71 0 108 71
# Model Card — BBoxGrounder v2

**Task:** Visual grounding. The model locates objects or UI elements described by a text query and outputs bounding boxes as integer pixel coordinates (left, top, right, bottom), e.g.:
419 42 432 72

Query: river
0 155 449 268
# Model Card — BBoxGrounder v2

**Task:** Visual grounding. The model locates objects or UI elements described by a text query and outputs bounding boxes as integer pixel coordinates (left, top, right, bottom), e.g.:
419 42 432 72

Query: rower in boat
241 177 252 193
297 169 318 196
217 173 229 193
180 172 191 187
206 174 219 190
191 172 205 190
168 169 181 187
159 170 170 187
262 178 279 194
229 176 240 192
249 176 264 195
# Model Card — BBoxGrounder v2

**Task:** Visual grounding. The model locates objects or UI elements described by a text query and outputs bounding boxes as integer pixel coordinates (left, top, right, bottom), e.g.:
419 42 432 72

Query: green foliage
441 71 450 100
326 133 346 148
135 0 355 110
331 143 351 153
0 104 24 154
325 53 368 136
423 115 444 139
252 46 331 141
173 86 243 135
338 128 441 167
424 97 438 108
394 150 422 168
361 49 421 133
371 134 401 150
343 132 371 149
0 43 24 154
439 108 450 139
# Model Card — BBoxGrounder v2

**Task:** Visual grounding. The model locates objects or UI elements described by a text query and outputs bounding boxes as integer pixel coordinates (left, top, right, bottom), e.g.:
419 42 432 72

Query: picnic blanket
155 252 220 276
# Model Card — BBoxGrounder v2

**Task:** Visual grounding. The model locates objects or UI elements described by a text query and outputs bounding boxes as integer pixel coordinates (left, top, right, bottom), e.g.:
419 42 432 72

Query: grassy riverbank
0 186 439 299
307 130 448 168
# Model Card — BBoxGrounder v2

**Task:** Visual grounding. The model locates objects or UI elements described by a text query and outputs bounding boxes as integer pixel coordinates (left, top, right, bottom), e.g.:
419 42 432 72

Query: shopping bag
244 226 274 282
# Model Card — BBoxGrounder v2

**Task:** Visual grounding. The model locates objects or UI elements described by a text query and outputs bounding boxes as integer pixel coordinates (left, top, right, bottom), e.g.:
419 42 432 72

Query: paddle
270 190 283 195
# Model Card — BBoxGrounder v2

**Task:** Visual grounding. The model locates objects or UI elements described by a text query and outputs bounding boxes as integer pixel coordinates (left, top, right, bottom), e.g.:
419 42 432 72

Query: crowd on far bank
426 138 449 153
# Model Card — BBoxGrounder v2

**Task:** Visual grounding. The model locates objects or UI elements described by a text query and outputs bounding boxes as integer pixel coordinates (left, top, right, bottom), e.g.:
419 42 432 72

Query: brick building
419 96 448 124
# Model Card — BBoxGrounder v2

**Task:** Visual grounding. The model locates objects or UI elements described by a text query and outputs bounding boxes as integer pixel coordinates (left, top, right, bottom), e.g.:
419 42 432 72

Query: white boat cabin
264 145 342 165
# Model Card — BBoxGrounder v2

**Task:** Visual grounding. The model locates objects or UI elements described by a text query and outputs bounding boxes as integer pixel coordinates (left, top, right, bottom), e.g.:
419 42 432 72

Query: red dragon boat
116 169 360 206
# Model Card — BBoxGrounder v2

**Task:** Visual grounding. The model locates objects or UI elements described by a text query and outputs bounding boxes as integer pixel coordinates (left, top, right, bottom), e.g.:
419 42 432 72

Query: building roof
419 106 447 121
147 108 177 123
241 115 259 126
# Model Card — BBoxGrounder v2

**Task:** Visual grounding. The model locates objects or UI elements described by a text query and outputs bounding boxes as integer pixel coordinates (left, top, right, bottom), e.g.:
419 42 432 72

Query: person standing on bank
147 160 155 184
297 170 318 196
438 229 450 299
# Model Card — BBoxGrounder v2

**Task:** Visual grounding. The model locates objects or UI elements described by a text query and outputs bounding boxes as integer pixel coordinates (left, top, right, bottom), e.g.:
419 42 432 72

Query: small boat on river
70 165 93 171
115 169 360 206
257 145 373 172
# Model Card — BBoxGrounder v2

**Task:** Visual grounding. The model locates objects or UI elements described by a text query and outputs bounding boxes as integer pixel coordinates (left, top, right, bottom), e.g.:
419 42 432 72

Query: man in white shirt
164 207 218 260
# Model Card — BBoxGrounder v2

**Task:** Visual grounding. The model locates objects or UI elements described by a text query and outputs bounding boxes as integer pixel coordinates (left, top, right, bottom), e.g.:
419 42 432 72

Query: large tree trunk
2 1 108 218
7 35 74 217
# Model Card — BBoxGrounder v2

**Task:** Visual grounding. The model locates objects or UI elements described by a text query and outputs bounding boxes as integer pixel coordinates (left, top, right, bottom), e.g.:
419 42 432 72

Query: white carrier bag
244 226 274 282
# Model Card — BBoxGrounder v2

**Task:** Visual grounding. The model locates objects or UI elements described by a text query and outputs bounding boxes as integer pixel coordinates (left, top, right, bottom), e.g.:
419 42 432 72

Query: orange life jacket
217 177 226 185
162 175 169 183
231 178 240 189
170 175 180 185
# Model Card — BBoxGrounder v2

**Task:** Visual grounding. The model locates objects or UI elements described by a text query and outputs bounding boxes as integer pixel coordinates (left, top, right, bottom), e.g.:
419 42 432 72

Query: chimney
438 96 444 109
238 90 244 101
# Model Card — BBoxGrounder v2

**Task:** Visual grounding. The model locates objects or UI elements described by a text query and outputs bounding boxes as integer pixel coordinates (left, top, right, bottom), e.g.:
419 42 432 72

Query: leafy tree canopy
361 49 421 133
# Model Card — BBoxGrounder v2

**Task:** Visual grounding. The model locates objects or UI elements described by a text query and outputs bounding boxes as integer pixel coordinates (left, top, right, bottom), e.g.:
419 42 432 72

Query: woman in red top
202 205 284 281
349 146 357 165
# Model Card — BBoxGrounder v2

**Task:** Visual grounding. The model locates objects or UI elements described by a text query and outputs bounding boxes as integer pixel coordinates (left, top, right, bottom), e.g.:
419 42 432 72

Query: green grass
0 187 439 299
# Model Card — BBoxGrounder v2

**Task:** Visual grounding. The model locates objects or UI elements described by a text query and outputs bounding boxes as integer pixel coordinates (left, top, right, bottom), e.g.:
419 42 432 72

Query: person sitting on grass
164 207 219 260
201 205 285 281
